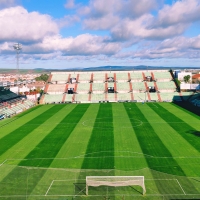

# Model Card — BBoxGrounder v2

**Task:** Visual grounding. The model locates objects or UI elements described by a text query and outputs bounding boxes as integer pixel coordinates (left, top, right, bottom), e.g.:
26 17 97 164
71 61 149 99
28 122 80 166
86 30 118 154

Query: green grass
0 102 200 199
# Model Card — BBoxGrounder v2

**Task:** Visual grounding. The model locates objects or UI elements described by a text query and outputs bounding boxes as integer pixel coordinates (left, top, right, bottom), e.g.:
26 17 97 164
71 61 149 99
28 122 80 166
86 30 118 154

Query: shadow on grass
187 130 200 137
172 93 200 117
74 183 86 195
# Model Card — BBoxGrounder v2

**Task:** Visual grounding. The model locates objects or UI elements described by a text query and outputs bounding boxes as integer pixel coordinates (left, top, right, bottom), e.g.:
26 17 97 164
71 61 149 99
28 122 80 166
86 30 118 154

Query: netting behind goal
86 176 146 195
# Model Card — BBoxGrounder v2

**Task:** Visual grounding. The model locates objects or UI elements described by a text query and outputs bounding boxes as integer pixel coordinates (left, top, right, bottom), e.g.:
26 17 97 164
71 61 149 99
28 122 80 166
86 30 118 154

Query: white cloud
119 0 158 19
83 14 119 30
82 0 158 30
19 34 121 58
56 15 80 28
154 0 200 27
0 6 59 43
64 0 76 9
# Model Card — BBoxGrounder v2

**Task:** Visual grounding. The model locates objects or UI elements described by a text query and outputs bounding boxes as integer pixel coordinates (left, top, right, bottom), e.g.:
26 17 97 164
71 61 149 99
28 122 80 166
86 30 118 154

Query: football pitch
0 102 200 200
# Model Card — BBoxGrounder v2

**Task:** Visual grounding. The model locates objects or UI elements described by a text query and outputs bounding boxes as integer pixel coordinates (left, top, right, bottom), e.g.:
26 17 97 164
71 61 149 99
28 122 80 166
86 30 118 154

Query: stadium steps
153 82 162 101
142 72 146 81
90 73 94 83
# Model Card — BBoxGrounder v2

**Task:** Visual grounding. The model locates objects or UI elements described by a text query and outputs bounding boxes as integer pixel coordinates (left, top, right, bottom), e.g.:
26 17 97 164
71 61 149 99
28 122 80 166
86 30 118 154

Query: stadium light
13 43 22 95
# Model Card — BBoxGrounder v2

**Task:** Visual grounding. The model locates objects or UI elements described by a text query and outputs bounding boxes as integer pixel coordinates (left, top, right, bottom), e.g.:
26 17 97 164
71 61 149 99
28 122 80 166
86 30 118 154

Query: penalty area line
176 179 186 195
0 159 7 167
45 180 54 196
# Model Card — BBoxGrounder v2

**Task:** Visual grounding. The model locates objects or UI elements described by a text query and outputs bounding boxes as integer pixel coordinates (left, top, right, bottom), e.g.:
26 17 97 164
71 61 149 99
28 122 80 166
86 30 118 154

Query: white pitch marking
0 159 7 167
45 180 54 196
176 179 186 195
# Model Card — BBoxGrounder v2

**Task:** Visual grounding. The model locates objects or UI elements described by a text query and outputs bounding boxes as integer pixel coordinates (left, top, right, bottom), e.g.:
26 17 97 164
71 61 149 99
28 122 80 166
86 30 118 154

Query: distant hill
0 66 199 74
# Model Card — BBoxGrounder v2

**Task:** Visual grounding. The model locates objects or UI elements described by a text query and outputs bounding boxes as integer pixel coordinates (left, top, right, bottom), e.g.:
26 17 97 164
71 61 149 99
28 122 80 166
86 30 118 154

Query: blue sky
0 0 200 69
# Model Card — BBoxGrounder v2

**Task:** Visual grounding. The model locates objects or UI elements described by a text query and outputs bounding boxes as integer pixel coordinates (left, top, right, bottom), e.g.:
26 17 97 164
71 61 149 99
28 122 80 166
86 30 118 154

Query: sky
0 0 200 69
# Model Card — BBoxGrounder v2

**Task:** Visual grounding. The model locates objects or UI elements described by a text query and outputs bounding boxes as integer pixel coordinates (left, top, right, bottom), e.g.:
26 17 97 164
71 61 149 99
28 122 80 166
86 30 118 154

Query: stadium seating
130 72 143 81
157 81 176 90
43 94 64 103
107 93 116 102
131 92 145 101
92 83 105 93
91 94 106 101
93 73 105 82
146 82 155 87
160 92 182 102
0 99 35 117
132 82 146 90
78 73 91 83
75 94 89 102
47 84 66 94
65 94 74 102
116 73 128 82
41 70 182 103
117 93 131 101
51 74 68 82
153 71 172 80
150 93 159 101
116 82 130 92
76 83 90 93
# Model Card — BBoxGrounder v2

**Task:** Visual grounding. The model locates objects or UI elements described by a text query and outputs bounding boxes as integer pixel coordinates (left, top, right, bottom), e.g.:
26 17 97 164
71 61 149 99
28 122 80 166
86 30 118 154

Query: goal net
86 176 146 195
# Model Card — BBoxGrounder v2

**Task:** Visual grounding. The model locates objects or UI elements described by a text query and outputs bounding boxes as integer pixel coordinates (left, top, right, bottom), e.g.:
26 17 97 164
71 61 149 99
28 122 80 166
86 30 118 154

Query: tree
183 75 190 83
35 74 49 82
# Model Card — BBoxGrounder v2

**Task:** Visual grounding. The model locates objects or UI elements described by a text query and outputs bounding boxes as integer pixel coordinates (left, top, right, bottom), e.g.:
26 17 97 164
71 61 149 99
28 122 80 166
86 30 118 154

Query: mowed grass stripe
0 105 64 156
0 104 89 196
30 104 100 196
50 104 100 168
0 104 75 183
0 105 53 139
139 103 200 177
19 104 90 167
124 103 185 176
148 103 200 152
112 103 148 171
81 103 114 169
172 102 200 120
161 103 200 130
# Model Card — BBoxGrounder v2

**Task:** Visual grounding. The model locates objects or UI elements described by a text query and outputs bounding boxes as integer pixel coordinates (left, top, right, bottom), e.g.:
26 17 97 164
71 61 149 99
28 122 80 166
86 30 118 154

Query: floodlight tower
13 43 22 95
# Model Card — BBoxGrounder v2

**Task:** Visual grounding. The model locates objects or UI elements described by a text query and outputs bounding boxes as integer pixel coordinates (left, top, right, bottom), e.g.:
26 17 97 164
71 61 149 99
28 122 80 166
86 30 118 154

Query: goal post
86 176 146 195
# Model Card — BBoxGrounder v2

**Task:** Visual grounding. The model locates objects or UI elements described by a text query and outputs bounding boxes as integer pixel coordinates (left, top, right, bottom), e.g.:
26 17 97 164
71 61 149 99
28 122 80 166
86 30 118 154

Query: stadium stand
43 94 64 103
130 72 143 81
116 72 129 82
65 94 74 102
117 93 132 101
153 71 172 80
92 83 105 93
91 94 106 102
117 82 130 92
132 82 146 90
156 81 176 90
40 70 185 103
0 98 35 117
51 74 68 83
78 73 91 83
93 72 106 82
160 92 182 102
76 83 90 93
47 84 66 94
75 94 89 102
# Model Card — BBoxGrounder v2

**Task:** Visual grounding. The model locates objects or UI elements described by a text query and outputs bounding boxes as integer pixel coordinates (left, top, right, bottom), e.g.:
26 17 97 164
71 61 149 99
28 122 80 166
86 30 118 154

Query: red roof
192 74 200 79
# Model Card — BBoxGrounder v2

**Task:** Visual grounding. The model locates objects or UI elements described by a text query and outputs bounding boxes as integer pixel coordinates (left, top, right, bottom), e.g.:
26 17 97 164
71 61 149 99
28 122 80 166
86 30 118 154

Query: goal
86 176 146 195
